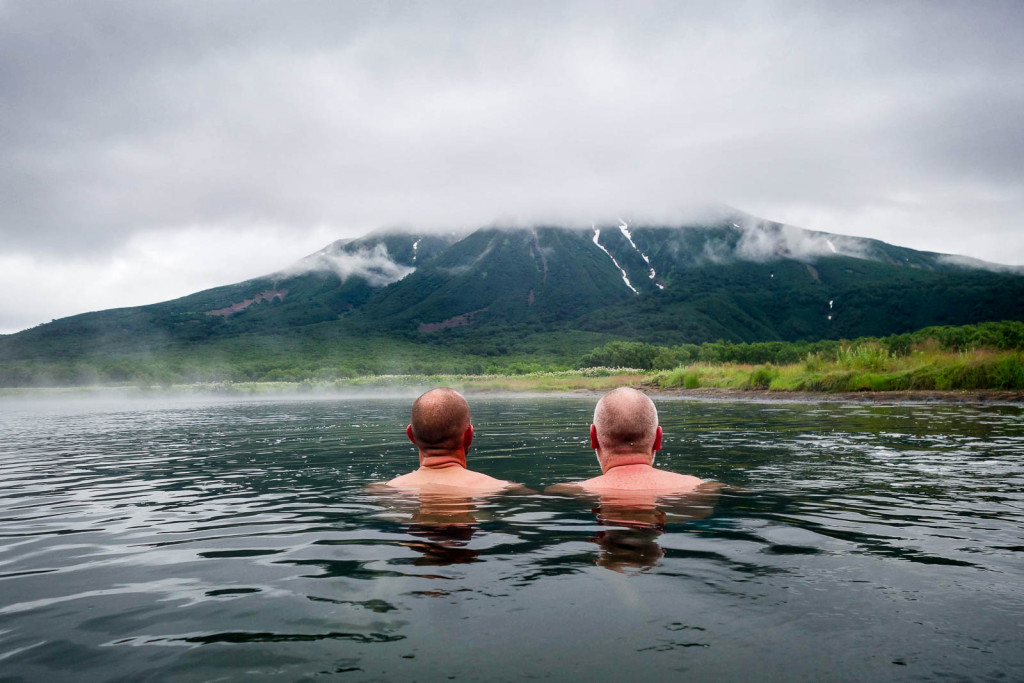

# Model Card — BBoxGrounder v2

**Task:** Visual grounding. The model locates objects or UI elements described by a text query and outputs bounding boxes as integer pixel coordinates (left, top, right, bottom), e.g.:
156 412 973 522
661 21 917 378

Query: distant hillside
2 210 1023 384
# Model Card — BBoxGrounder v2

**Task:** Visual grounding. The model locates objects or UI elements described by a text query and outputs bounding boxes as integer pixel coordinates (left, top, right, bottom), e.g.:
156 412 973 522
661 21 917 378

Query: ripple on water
0 396 1022 680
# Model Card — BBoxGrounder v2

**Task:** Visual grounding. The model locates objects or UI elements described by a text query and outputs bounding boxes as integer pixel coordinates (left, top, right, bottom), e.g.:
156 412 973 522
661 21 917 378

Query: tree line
575 320 1024 370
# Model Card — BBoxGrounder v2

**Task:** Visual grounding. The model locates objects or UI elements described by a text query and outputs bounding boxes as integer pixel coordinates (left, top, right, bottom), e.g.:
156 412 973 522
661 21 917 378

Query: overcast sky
2 1 1023 334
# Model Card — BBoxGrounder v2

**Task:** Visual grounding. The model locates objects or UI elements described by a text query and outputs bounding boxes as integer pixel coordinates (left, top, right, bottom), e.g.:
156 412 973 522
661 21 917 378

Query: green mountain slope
2 213 1022 384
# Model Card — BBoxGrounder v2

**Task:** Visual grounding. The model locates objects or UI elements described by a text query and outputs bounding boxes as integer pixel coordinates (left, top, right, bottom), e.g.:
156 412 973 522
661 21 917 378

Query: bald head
593 388 659 453
410 388 471 448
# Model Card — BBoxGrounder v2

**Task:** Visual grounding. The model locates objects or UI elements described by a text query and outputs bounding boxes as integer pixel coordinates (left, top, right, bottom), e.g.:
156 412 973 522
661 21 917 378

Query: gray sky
2 0 1023 334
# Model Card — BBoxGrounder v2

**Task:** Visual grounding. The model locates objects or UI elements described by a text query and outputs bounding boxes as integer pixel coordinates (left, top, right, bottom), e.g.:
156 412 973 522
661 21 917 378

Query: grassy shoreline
5 321 1022 391
655 347 1024 393
3 360 1022 403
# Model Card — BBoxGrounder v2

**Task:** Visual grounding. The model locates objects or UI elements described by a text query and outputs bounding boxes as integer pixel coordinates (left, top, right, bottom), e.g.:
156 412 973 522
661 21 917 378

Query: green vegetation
655 349 1024 392
5 221 1023 396
578 320 1024 370
0 321 624 388
652 321 1024 392
2 320 1022 394
5 224 1024 380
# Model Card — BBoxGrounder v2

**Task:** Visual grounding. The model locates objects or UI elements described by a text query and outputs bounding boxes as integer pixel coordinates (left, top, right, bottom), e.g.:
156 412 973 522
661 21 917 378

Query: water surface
1 394 1022 681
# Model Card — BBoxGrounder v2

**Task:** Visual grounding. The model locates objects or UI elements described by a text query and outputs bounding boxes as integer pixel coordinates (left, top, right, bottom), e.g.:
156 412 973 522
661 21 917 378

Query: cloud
935 254 1024 274
285 244 414 287
1 0 1023 331
0 224 338 334
734 220 868 263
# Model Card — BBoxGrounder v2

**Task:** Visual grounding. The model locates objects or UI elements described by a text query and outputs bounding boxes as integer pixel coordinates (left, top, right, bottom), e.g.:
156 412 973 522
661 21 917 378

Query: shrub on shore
655 349 1024 392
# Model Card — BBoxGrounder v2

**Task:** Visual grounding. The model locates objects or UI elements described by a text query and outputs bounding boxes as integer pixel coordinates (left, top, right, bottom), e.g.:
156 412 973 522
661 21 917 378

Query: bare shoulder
383 472 420 487
382 468 521 494
660 471 706 488
576 468 707 493
459 470 522 492
465 470 511 485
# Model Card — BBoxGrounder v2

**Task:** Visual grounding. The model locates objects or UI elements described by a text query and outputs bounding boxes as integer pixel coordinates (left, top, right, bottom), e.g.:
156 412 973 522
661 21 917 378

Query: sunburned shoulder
575 469 707 494
385 468 519 493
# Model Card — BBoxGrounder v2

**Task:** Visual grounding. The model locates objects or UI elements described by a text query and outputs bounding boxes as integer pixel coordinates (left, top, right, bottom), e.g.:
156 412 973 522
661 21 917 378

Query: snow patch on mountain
593 226 638 294
618 219 658 282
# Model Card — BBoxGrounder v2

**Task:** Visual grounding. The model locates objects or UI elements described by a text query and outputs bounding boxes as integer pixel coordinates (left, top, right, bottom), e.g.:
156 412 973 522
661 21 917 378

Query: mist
281 243 415 286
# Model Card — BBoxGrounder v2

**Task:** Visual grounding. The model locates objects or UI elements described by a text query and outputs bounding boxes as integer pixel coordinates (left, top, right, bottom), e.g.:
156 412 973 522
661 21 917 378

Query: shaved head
410 388 471 448
593 388 659 452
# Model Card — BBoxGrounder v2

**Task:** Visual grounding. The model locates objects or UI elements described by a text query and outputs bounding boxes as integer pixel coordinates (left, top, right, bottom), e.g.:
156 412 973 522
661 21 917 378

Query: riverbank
3 371 1022 403
636 385 1024 404
0 370 644 399
653 347 1024 394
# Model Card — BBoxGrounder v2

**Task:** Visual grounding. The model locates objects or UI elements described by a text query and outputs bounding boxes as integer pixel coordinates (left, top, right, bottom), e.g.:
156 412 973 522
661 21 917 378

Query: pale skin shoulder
583 468 704 493
385 466 519 493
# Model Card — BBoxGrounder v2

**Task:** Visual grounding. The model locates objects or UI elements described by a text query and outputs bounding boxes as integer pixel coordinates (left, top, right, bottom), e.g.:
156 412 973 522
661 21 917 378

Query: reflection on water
0 395 1022 680
556 485 722 573
376 490 487 566
593 528 666 572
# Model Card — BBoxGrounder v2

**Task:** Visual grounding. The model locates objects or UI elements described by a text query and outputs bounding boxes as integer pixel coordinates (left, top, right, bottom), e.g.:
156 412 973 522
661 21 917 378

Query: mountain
2 210 1023 382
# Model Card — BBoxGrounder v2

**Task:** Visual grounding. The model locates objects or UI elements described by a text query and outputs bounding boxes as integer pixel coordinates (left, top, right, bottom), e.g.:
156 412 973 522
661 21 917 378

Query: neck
420 451 468 470
601 453 654 473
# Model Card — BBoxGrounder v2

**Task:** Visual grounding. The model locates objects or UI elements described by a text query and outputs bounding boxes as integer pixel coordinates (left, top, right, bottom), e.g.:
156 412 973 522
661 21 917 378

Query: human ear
590 424 599 450
464 424 474 452
653 426 663 452
406 424 416 444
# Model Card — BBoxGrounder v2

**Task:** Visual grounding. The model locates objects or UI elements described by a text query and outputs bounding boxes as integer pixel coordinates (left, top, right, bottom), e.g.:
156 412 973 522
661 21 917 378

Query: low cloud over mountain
284 243 415 287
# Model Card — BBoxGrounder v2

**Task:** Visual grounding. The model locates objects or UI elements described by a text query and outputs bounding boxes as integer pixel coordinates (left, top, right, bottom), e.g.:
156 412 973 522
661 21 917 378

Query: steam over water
1 395 1023 681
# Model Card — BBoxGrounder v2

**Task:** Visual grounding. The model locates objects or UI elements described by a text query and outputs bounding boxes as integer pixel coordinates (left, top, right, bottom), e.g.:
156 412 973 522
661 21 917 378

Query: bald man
552 387 706 493
385 388 518 492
